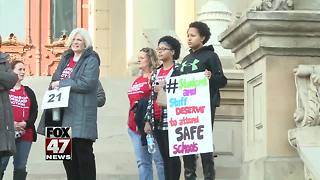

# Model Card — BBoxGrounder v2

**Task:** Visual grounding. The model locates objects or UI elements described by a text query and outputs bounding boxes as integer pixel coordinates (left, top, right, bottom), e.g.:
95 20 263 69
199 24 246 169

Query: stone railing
289 65 320 180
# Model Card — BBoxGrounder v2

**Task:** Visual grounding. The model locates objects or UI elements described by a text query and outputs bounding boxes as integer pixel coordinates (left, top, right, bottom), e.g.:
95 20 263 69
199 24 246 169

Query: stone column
92 0 127 77
129 0 175 75
175 0 195 48
197 0 233 66
219 9 320 180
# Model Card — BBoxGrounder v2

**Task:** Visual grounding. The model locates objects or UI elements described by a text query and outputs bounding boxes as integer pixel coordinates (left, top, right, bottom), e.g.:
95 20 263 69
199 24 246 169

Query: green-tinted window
51 0 77 40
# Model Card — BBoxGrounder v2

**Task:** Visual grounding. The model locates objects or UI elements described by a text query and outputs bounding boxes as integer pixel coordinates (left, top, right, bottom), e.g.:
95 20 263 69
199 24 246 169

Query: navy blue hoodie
177 45 227 107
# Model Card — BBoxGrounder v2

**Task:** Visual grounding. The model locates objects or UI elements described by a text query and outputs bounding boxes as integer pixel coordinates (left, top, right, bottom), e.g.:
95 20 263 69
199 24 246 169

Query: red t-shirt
156 65 174 82
127 76 151 133
60 56 77 80
9 86 33 141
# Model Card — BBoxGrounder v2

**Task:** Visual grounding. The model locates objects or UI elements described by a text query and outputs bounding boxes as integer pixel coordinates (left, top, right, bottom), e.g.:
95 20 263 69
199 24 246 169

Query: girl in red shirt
127 48 165 180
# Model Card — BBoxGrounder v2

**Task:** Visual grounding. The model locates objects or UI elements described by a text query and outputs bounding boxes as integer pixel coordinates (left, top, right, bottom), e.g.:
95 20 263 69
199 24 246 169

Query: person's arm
25 86 38 129
97 80 106 107
207 53 227 88
144 95 153 134
144 72 157 134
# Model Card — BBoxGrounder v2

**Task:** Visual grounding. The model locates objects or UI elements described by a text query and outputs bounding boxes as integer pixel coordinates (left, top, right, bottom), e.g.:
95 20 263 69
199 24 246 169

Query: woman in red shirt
0 60 38 180
127 47 165 180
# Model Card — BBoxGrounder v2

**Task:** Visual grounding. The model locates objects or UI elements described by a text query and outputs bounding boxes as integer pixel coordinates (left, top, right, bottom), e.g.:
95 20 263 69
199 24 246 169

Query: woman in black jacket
181 21 227 180
0 60 38 180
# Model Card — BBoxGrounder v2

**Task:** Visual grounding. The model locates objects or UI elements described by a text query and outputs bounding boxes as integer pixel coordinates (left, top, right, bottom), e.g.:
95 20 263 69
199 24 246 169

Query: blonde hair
140 47 160 70
65 28 92 49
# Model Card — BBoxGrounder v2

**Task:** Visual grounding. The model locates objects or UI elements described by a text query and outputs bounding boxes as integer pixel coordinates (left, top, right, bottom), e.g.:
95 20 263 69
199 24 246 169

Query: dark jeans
0 139 32 172
154 129 181 180
63 138 96 180
183 107 216 180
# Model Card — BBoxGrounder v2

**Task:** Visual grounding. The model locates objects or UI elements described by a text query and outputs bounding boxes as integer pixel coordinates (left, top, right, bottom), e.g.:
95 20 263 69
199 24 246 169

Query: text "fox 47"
45 127 72 160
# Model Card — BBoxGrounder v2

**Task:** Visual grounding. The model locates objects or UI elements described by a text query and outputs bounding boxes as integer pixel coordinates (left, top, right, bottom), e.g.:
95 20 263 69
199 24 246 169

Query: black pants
183 153 215 180
183 107 216 180
63 138 96 180
154 129 181 180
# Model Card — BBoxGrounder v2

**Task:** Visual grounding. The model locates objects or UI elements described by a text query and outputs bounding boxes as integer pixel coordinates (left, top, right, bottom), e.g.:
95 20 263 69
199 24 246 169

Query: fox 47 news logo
45 127 72 160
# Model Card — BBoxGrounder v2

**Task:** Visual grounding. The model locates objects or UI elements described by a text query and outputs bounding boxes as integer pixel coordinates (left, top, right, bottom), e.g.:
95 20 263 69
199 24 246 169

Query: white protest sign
167 72 213 157
42 86 71 110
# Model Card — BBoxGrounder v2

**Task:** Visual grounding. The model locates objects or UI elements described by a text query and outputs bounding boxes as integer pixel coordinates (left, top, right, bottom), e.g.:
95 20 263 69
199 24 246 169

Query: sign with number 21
42 86 71 110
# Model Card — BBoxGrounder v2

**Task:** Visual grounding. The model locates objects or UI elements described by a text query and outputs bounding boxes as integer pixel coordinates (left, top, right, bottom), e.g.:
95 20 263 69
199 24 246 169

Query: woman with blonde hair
127 47 165 180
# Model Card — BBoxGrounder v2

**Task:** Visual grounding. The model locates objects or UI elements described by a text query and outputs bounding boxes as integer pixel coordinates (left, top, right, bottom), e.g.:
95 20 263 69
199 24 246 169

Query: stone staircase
2 76 240 180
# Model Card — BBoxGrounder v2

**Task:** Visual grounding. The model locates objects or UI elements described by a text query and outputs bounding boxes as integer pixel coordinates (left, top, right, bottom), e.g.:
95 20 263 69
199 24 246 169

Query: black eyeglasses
156 47 172 51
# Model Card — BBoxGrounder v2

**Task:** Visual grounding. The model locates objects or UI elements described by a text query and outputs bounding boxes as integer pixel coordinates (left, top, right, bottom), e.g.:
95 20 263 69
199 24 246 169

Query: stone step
3 174 237 180
1 77 241 180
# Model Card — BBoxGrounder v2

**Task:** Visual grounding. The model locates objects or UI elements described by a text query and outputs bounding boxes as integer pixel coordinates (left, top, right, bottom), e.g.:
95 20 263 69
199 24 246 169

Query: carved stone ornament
289 66 320 180
44 34 68 75
293 65 320 128
0 33 33 75
250 0 294 11
0 33 33 61
44 34 68 55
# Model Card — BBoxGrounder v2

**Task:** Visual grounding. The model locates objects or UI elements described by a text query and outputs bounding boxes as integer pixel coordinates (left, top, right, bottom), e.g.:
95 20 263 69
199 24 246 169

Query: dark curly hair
158 36 181 60
189 21 211 45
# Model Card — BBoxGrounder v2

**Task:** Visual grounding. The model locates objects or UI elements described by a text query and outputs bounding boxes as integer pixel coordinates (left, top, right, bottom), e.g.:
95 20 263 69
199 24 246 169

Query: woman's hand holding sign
204 69 212 79
51 81 60 89
155 80 165 92
144 122 152 134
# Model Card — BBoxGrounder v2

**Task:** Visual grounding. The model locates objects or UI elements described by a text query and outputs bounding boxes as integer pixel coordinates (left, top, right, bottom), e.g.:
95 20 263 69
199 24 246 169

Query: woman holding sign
127 47 165 180
48 28 100 180
0 60 38 180
144 36 182 180
180 21 227 180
